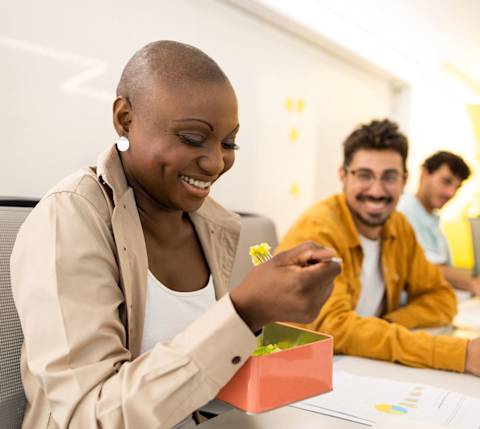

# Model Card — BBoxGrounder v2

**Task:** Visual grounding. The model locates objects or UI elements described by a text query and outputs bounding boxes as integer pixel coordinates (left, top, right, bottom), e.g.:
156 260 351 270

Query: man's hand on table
469 277 480 296
465 337 480 376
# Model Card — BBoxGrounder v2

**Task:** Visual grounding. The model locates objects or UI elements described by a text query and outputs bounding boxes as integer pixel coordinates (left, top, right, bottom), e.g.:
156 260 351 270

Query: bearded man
277 119 480 376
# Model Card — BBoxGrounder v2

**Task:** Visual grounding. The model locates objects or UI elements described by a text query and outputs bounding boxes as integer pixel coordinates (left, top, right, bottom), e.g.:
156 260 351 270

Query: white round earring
116 136 130 152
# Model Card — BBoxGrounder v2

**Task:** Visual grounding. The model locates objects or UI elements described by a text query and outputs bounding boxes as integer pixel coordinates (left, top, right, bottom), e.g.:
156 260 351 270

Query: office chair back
469 218 480 277
0 199 38 429
229 212 278 289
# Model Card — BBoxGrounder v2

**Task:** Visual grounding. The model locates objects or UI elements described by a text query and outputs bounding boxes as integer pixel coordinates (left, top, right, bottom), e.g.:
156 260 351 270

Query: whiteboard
0 0 394 235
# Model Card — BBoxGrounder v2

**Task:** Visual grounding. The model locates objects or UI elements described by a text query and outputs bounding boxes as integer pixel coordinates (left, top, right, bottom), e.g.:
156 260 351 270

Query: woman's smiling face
116 79 239 213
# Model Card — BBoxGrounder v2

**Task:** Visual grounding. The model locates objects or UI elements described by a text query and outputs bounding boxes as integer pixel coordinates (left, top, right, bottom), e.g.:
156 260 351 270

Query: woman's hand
229 241 341 332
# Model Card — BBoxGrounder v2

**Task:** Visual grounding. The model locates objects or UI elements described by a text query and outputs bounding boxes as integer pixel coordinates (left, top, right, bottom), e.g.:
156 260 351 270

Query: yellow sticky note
297 99 304 113
285 97 293 111
289 128 299 142
290 183 301 198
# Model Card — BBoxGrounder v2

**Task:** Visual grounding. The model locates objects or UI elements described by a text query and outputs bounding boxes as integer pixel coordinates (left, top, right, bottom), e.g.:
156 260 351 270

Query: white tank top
141 271 217 429
141 270 216 354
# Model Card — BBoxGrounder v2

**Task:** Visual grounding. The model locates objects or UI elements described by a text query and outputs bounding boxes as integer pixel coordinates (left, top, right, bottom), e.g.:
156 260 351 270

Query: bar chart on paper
375 385 425 415
292 371 480 428
375 404 408 414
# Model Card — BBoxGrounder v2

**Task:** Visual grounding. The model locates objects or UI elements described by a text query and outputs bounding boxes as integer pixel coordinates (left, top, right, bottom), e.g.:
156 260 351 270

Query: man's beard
351 194 394 228
351 209 389 227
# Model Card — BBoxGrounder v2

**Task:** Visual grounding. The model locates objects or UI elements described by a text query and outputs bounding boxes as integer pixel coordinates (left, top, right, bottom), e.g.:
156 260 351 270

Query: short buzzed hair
423 151 471 181
343 119 409 171
116 40 229 106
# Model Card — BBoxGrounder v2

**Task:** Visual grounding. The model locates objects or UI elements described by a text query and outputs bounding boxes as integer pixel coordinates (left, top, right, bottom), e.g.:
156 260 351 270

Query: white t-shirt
356 235 385 317
141 271 217 429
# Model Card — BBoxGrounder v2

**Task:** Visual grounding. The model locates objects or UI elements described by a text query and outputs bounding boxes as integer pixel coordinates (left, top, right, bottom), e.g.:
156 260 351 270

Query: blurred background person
398 151 480 296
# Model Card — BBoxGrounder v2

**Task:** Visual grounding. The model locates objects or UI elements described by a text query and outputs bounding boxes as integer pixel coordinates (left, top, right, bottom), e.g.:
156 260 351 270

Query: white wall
406 85 478 190
230 0 480 234
1 0 393 236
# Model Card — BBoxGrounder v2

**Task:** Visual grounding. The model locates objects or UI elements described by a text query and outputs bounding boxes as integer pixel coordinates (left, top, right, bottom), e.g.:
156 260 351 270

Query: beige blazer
11 145 256 429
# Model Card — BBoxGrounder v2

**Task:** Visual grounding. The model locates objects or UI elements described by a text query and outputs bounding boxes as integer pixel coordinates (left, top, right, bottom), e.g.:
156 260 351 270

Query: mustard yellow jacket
277 194 467 372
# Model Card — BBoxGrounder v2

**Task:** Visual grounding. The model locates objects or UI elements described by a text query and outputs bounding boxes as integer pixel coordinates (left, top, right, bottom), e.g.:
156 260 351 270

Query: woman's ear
113 96 132 136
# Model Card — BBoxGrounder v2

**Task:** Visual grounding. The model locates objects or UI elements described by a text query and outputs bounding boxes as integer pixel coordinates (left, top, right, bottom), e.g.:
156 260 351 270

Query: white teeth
180 175 211 189
369 202 384 207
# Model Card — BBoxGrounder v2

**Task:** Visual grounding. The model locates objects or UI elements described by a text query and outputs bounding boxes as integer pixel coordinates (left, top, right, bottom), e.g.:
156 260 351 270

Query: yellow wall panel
442 219 474 269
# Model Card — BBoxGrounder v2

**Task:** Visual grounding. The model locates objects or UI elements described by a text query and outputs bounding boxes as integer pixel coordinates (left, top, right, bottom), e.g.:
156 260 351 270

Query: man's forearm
438 265 473 292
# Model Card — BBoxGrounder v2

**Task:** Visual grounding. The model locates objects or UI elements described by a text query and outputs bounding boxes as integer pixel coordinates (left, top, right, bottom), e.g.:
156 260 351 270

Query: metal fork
249 242 274 266
255 251 273 264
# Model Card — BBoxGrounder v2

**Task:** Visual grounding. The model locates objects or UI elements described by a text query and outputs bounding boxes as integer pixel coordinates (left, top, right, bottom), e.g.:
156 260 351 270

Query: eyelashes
176 133 239 150
222 141 240 150
177 134 203 147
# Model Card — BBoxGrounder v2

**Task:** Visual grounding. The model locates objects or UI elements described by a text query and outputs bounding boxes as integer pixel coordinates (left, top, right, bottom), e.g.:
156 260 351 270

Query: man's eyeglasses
346 168 404 186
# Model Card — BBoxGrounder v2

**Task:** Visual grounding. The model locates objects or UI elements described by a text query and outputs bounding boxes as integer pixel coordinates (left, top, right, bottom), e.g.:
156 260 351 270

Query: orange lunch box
217 322 333 414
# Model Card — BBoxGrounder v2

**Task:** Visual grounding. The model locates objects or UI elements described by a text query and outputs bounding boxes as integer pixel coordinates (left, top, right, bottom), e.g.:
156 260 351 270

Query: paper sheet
291 371 480 428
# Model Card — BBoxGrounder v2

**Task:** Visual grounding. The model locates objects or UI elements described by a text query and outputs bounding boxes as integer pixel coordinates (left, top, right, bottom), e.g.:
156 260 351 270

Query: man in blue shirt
398 151 480 295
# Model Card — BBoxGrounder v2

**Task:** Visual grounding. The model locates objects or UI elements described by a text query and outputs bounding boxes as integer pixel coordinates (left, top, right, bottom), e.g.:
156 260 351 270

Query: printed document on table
291 371 480 428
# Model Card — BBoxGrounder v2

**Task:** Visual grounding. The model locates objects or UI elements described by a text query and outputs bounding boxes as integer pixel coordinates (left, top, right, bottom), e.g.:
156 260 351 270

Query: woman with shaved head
11 41 340 428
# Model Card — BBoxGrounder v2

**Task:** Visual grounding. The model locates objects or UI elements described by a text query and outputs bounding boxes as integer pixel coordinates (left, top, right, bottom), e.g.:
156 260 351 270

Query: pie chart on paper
375 404 408 415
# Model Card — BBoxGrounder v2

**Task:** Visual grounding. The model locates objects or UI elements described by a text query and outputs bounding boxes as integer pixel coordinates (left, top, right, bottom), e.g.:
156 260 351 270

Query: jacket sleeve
383 220 458 330
277 219 467 373
11 191 256 429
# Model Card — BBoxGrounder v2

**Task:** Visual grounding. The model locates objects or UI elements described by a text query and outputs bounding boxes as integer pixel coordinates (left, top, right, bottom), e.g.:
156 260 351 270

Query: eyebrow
355 168 402 174
172 118 214 131
172 119 240 136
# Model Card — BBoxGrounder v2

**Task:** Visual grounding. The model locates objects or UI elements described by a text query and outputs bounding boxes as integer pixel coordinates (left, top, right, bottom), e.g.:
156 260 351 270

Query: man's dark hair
343 119 409 171
422 151 471 181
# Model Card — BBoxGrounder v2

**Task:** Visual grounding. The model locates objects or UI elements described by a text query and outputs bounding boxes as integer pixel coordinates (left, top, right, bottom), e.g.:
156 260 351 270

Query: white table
199 356 480 428
453 296 480 339
199 298 480 429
